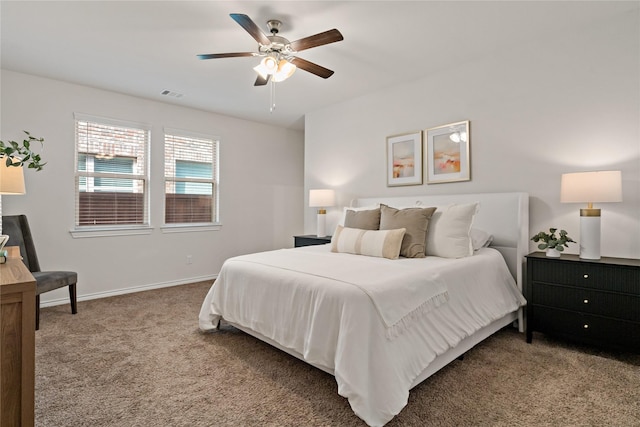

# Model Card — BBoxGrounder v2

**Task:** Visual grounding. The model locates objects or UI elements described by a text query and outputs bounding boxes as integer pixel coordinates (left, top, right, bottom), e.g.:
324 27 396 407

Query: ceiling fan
198 13 344 86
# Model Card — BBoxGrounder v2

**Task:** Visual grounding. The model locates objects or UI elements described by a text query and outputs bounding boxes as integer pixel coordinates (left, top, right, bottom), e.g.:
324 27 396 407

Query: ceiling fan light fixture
263 56 278 72
272 59 296 82
253 55 280 79
253 63 269 79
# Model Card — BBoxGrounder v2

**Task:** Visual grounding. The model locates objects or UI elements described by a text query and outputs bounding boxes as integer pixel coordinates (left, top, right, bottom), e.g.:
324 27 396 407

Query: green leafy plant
531 228 575 251
0 130 46 171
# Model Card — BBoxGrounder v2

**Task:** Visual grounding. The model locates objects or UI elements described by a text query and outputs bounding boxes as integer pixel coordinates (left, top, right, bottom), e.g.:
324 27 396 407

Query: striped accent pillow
331 225 406 259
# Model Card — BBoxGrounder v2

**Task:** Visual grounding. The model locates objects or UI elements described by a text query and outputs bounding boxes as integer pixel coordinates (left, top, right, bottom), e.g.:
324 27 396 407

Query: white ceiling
1 1 636 130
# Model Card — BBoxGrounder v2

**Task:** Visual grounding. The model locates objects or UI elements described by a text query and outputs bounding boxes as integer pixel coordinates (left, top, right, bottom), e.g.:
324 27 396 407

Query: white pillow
471 228 493 250
425 203 479 258
331 225 406 260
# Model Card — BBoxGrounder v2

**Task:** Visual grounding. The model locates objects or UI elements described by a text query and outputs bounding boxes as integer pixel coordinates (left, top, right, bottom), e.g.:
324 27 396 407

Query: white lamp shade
560 170 622 204
0 158 26 195
309 189 336 208
272 60 297 82
253 62 269 79
254 57 277 78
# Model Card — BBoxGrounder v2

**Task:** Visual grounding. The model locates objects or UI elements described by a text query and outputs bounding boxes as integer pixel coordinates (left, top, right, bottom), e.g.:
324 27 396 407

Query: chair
2 215 77 330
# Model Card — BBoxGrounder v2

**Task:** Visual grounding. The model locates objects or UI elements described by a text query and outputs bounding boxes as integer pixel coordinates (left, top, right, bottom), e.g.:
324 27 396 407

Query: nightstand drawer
532 306 640 350
530 260 639 294
532 283 640 322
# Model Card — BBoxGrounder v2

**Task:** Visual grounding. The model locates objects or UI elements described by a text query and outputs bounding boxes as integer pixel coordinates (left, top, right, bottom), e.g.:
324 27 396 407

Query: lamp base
579 209 601 260
316 211 327 237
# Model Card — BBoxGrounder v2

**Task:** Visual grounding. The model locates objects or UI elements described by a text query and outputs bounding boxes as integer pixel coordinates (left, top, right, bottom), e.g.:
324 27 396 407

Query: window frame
162 128 220 230
72 113 151 237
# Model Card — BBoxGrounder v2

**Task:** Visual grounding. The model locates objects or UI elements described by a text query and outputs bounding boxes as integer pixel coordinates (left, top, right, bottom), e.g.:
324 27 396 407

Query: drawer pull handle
583 324 589 329
583 274 589 279
583 299 589 304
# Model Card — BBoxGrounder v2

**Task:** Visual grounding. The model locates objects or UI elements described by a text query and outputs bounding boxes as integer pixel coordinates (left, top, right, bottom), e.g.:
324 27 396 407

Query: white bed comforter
199 246 526 426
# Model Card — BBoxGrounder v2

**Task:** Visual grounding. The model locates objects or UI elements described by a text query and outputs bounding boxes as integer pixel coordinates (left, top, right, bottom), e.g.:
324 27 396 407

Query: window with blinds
75 115 149 227
164 130 218 224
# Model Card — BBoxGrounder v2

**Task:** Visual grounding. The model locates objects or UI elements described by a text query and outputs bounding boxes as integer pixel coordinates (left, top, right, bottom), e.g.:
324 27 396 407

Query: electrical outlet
186 255 192 265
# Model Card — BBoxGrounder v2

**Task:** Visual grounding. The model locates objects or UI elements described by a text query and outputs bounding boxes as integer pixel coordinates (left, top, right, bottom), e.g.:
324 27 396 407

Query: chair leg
69 283 78 314
36 294 40 330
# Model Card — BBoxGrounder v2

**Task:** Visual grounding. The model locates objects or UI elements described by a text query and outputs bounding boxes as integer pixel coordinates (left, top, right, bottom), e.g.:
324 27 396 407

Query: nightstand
294 235 332 247
525 252 640 352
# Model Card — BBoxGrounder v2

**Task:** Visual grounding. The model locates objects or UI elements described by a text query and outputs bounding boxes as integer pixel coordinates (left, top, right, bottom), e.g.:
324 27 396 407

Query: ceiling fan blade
230 13 271 46
290 57 335 79
289 29 343 52
254 74 271 86
197 52 256 60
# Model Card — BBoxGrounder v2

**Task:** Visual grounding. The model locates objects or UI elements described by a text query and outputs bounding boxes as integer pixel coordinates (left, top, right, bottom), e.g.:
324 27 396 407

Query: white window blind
75 115 149 227
164 130 218 224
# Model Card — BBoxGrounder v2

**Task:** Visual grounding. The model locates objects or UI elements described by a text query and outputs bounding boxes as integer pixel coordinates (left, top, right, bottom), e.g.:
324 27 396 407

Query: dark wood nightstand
294 235 332 248
525 252 640 352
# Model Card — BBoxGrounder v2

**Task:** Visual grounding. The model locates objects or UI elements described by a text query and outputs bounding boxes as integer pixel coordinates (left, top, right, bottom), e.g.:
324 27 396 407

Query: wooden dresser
1 250 36 427
525 252 640 352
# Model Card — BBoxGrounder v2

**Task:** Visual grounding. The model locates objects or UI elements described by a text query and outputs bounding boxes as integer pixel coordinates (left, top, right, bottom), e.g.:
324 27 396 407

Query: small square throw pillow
471 228 493 251
379 204 437 258
344 208 381 230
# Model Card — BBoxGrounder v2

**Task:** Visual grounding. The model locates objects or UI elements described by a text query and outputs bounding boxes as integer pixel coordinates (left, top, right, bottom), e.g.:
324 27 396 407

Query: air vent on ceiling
160 89 184 98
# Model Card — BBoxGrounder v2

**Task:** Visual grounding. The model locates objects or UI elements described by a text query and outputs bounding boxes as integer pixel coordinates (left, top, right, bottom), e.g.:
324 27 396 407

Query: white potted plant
531 228 575 257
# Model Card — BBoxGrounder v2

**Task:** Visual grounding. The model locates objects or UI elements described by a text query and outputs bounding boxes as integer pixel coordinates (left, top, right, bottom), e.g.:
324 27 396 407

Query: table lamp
560 170 622 260
309 189 335 238
0 157 26 236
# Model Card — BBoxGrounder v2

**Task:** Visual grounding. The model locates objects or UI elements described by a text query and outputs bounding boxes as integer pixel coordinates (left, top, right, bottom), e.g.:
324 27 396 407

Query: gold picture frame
425 120 470 184
386 131 422 187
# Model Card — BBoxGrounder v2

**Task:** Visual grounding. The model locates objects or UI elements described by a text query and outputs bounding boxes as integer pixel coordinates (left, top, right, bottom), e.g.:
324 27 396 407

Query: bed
199 192 529 426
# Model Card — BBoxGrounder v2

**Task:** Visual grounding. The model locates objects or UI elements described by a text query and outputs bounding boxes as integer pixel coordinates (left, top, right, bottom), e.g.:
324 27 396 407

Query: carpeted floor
35 281 640 426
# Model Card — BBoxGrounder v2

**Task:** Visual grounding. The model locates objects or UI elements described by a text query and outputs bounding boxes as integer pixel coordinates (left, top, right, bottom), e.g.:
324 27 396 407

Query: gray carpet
35 281 640 426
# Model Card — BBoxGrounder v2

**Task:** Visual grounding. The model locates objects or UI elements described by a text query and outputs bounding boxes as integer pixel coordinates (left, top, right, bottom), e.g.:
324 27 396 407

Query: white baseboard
39 274 217 308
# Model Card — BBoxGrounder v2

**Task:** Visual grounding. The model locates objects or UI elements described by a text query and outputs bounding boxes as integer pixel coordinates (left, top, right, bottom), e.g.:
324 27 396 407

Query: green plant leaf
0 131 45 171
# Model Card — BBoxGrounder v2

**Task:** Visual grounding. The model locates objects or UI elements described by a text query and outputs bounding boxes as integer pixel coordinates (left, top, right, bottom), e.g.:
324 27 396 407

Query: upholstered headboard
355 192 529 293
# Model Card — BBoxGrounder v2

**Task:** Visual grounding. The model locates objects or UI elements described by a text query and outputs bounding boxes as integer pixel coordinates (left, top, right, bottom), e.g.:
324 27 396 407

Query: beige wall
1 70 304 305
304 7 640 259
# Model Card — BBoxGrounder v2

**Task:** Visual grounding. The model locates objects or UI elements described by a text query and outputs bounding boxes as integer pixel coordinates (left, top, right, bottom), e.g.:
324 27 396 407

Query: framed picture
386 131 423 187
425 120 470 184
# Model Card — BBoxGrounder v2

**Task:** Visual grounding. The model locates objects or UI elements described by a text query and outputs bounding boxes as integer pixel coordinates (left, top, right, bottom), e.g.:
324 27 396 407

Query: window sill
161 223 222 233
70 226 154 238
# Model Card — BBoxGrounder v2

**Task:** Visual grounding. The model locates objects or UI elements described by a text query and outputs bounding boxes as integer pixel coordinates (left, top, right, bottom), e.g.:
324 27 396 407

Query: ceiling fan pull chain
270 80 276 113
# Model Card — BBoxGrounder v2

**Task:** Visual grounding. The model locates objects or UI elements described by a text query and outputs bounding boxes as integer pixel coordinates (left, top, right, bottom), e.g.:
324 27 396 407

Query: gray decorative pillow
344 208 381 230
379 204 437 258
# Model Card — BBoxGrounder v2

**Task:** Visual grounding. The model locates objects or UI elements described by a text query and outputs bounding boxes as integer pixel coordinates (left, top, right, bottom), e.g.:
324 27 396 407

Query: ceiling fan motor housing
267 20 282 34
259 35 293 58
